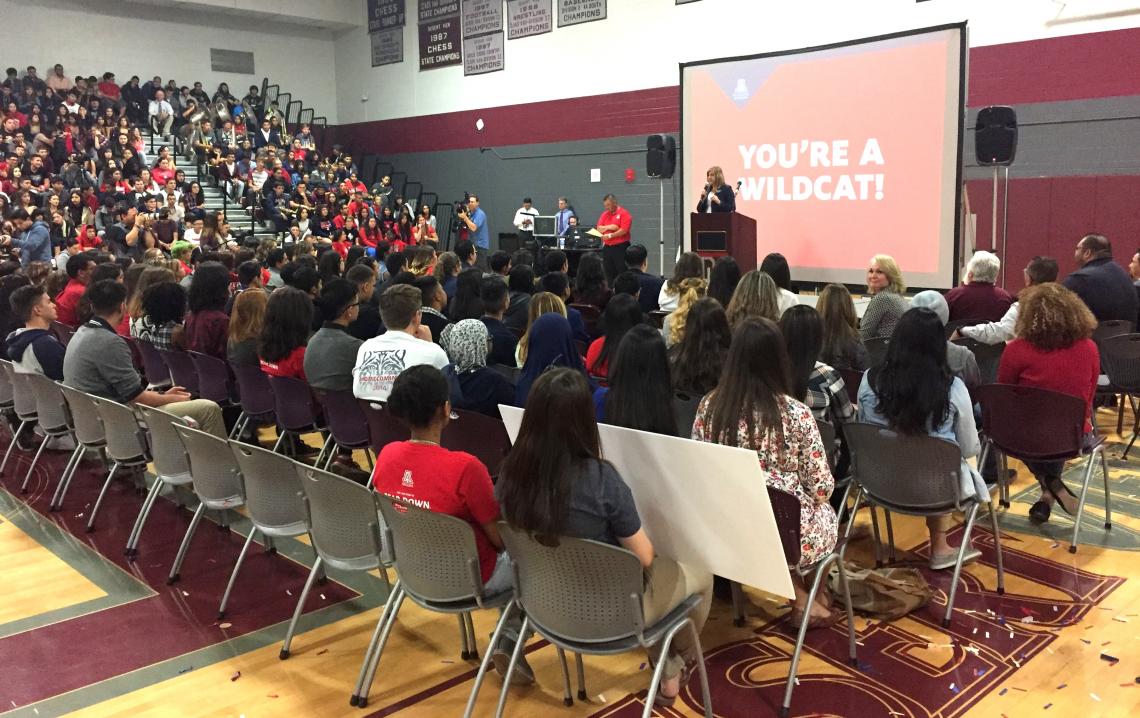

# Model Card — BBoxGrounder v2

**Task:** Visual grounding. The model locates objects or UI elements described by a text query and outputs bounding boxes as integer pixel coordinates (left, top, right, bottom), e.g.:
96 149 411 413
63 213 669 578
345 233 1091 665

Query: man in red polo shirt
54 251 97 327
596 193 632 283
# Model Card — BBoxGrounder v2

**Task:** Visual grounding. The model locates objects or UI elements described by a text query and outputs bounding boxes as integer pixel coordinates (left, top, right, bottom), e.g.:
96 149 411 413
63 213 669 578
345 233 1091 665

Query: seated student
258 287 313 380
585 293 642 381
760 252 799 316
910 291 982 388
571 252 612 311
659 252 704 313
514 313 591 407
132 281 188 351
412 274 451 343
595 324 677 436
669 297 731 396
227 288 266 368
6 285 65 379
62 280 225 436
55 251 97 327
497 368 713 703
858 308 987 570
663 277 707 349
539 271 589 344
624 244 664 314
707 256 742 309
612 270 642 303
504 264 534 332
997 283 1099 524
447 267 484 322
353 284 449 403
488 250 512 277
817 283 869 372
223 260 263 314
433 251 461 301
305 279 363 393
184 262 230 358
516 291 566 367
779 305 856 426
480 276 518 367
345 263 383 340
692 318 840 627
543 249 568 277
725 270 781 330
441 320 515 419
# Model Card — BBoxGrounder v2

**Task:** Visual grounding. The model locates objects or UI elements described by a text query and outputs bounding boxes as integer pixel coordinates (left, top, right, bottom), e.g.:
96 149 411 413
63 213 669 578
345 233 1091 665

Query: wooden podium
690 211 757 271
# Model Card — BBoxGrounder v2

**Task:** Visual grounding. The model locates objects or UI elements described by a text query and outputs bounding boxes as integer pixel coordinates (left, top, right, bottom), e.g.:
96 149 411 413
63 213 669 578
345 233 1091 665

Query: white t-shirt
352 330 449 403
777 288 798 316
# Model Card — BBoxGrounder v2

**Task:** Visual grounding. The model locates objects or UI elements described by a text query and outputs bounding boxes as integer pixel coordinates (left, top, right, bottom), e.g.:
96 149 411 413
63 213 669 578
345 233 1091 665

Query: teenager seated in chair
857 308 989 570
440 319 514 420
585 293 642 381
691 318 840 627
595 324 677 436
497 368 713 706
668 297 730 396
997 283 1100 523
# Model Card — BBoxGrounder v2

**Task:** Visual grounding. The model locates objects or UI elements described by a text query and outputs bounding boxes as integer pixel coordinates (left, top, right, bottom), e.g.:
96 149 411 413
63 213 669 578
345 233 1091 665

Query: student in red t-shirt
258 286 313 379
372 365 535 684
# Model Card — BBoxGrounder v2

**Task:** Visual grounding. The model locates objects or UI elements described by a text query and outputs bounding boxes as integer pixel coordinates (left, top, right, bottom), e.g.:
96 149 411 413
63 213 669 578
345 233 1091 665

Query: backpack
827 561 933 620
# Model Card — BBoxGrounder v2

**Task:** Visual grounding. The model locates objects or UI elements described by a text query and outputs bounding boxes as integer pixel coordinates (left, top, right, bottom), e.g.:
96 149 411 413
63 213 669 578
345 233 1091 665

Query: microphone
703 183 711 193
735 180 742 195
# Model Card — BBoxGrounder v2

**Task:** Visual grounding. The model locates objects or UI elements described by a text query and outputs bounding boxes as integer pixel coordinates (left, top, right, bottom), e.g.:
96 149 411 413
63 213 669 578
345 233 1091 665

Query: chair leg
730 580 746 626
280 556 323 659
686 620 714 718
1116 393 1124 436
640 619 691 718
168 503 206 584
493 614 530 718
356 589 408 707
1069 452 1099 554
1100 447 1112 530
868 504 883 567
272 430 286 453
86 461 121 532
836 544 858 664
218 524 258 619
0 419 29 476
458 614 471 660
782 556 836 717
999 451 1011 508
555 647 573 706
942 503 979 627
575 651 586 701
843 486 863 541
884 510 896 564
125 476 165 557
987 498 1005 596
351 582 403 707
49 443 84 510
465 612 478 660
315 434 334 470
19 432 51 493
463 601 516 718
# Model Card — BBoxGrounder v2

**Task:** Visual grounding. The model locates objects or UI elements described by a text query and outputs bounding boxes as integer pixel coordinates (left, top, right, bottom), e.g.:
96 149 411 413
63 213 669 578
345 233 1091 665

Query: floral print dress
692 394 838 570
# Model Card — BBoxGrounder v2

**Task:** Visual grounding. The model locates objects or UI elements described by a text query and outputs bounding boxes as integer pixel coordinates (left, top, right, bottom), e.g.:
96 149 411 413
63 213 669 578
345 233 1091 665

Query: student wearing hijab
440 319 515 419
513 313 591 406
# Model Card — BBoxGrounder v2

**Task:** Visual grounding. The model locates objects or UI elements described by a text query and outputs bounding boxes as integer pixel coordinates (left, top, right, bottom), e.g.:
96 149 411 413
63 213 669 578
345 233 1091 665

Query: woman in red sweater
996 283 1099 524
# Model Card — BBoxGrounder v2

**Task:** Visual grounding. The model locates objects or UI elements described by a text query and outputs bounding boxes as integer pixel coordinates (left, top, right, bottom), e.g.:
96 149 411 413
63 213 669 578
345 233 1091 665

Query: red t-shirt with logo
372 441 499 581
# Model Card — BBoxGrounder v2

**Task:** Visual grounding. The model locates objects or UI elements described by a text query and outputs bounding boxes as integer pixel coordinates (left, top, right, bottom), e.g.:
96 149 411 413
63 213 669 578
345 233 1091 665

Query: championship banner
557 0 605 28
371 28 404 67
419 15 463 70
419 0 460 22
462 0 504 38
464 31 505 76
368 0 406 32
507 0 552 39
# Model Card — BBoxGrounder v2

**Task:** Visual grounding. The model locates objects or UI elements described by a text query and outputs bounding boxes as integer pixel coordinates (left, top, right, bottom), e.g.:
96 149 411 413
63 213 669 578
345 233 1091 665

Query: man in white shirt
957 255 1058 345
513 197 539 240
353 284 449 403
148 90 175 140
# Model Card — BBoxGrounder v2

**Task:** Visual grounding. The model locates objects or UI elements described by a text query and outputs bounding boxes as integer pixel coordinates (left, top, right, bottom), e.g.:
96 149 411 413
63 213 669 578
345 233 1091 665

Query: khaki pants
642 556 713 678
163 399 226 438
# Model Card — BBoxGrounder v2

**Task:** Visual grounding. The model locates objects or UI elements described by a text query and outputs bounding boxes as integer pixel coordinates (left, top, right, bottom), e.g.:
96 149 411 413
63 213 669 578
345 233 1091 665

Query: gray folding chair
357 497 513 710
124 406 194 558
222 441 323 619
1100 334 1140 459
0 361 37 477
845 423 1005 627
53 385 108 511
485 525 713 718
0 359 15 424
168 424 245 584
86 397 152 533
19 373 76 494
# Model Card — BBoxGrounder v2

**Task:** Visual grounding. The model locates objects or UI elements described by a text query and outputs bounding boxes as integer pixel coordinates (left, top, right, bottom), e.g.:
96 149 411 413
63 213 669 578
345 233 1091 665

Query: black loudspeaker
975 106 1018 166
646 134 676 178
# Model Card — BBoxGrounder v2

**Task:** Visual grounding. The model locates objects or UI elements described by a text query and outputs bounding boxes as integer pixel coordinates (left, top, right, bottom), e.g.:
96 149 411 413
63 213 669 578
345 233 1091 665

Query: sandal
1028 500 1051 523
653 664 689 707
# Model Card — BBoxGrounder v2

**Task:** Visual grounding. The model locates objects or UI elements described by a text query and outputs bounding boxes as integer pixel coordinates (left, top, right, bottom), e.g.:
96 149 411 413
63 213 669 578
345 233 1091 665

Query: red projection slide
681 26 965 288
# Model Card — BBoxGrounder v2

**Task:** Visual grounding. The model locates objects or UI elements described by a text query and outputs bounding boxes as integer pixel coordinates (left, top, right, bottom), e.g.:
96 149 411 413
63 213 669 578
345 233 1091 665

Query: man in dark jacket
6 285 65 380
624 243 664 314
1063 234 1139 323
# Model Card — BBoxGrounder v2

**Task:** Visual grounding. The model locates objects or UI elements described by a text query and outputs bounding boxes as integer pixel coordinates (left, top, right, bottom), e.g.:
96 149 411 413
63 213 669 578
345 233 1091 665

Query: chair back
227 441 308 534
24 373 72 433
134 339 171 387
648 310 668 329
767 486 803 568
231 363 276 417
838 368 864 406
864 338 889 367
498 524 643 644
295 463 386 570
951 336 1005 384
57 384 107 446
815 418 837 470
1093 319 1133 345
92 397 150 463
1 362 38 420
50 321 75 347
313 389 371 449
359 399 410 452
0 359 13 408
489 363 520 384
158 349 199 395
377 496 484 602
845 422 965 511
569 303 600 338
974 383 1086 460
173 424 243 506
672 389 702 438
267 375 320 432
440 409 511 476
188 351 235 404
1100 334 1140 392
136 405 191 481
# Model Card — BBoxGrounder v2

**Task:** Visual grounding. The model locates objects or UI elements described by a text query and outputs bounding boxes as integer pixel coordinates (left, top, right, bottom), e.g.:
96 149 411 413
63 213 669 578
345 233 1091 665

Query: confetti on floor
1091 693 1101 702
218 622 232 629
230 671 241 682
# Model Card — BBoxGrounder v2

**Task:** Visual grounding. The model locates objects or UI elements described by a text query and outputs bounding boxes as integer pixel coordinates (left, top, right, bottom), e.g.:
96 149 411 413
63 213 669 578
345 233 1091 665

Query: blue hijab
514 313 589 406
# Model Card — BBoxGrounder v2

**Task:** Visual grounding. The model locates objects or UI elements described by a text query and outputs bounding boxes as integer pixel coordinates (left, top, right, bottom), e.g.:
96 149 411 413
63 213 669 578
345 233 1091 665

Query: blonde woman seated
658 251 704 312
662 277 707 348
691 318 840 628
860 254 909 342
725 269 782 330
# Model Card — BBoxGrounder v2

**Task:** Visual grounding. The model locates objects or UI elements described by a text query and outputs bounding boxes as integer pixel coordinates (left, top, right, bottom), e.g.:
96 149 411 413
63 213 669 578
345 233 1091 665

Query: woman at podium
696 166 736 213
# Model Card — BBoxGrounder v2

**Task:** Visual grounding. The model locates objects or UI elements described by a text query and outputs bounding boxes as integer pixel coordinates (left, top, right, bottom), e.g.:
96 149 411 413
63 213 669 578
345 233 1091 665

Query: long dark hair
670 297 730 395
318 248 343 286
447 266 484 321
187 261 229 313
667 251 704 292
258 286 313 362
605 325 676 436
760 252 792 292
817 283 860 367
498 368 602 543
591 293 642 374
573 252 608 300
869 308 951 436
779 305 823 402
704 318 790 447
707 256 741 308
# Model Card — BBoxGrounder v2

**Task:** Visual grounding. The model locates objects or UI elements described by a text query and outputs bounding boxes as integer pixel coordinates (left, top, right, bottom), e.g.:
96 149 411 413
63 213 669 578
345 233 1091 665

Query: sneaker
492 641 535 686
929 543 982 571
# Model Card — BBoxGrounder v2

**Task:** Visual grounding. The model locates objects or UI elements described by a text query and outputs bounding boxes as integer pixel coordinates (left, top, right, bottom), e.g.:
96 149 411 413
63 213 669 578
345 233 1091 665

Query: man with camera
457 194 489 267
2 208 52 267
103 203 142 262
